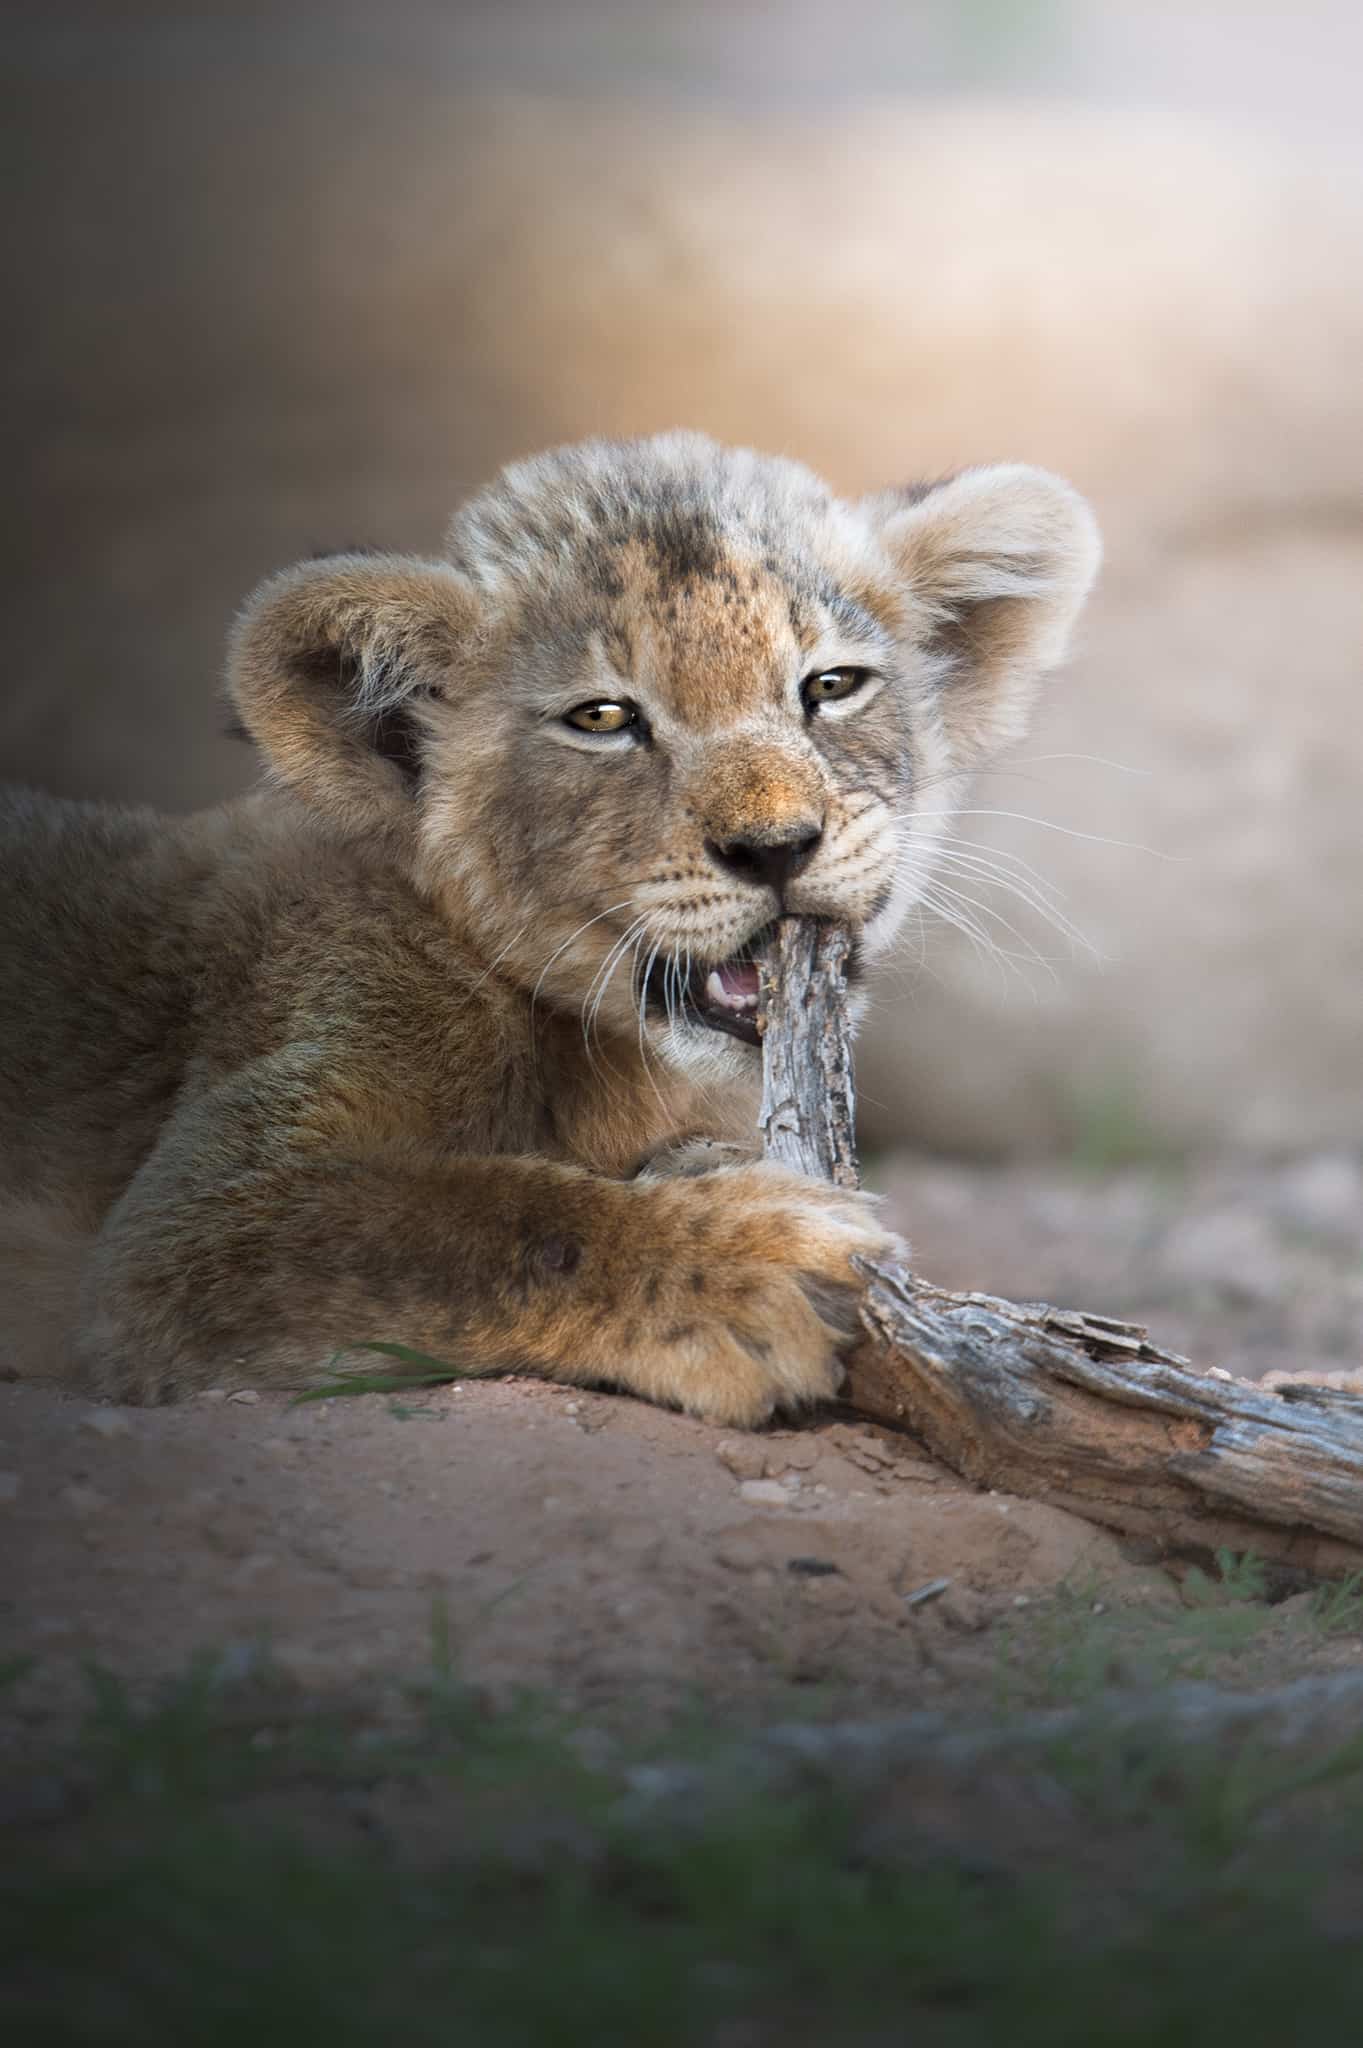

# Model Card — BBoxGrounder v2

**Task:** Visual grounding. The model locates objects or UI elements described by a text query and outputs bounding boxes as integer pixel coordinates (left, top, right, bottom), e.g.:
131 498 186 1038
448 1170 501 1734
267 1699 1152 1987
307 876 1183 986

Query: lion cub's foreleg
72 1060 897 1426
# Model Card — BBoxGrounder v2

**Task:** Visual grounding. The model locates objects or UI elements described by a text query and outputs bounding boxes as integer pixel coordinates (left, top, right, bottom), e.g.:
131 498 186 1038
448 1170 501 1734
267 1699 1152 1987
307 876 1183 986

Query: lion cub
0 434 1099 1423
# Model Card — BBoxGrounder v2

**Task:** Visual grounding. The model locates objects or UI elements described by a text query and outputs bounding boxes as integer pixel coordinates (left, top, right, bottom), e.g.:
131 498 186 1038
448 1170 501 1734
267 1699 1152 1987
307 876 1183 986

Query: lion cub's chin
652 1018 759 1085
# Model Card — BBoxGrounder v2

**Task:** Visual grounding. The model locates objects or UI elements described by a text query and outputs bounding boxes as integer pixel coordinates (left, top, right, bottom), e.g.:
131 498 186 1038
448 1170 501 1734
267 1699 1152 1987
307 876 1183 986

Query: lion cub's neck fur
0 787 740 1203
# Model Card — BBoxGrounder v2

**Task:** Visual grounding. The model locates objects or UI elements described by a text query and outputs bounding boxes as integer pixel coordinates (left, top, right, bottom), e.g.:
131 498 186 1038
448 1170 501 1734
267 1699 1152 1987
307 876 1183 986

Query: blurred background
3 1 1361 1369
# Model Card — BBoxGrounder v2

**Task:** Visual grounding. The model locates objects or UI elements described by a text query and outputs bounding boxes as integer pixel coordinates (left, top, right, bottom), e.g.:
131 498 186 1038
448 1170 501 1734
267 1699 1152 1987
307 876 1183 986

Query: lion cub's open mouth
643 925 860 1049
641 933 769 1047
693 955 764 1045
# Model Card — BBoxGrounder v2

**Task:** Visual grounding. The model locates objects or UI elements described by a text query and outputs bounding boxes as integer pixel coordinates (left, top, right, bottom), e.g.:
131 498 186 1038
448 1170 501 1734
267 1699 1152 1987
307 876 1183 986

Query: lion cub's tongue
705 960 761 1016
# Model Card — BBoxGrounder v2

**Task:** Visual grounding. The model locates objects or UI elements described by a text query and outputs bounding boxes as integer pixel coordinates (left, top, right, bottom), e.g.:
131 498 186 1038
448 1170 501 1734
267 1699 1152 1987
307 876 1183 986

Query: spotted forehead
593 528 884 727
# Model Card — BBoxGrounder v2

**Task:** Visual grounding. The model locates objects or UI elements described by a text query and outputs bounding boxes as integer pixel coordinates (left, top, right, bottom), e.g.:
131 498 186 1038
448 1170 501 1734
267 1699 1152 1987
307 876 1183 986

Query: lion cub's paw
626 1160 903 1429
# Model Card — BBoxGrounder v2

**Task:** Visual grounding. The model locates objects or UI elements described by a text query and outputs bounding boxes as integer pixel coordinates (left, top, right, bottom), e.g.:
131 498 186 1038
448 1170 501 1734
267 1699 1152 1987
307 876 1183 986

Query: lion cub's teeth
704 966 757 1015
704 967 762 1018
703 970 747 1015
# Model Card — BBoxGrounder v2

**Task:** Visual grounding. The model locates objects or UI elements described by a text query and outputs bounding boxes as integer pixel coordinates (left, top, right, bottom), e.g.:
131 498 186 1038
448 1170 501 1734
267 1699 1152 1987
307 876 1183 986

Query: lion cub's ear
866 466 1101 764
226 553 480 835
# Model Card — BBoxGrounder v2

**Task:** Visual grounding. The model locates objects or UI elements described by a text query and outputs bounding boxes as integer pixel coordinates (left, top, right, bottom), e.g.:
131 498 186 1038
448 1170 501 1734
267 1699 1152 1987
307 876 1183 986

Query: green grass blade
289 1340 465 1405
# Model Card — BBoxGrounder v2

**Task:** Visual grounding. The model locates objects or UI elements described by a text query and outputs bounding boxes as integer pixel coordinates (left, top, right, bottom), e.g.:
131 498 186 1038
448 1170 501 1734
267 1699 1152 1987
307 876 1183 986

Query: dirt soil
4 1151 1361 1735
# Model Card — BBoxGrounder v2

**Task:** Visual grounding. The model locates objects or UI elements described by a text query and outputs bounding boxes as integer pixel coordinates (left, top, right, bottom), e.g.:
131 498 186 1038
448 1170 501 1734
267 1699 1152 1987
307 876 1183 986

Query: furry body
0 434 1098 1422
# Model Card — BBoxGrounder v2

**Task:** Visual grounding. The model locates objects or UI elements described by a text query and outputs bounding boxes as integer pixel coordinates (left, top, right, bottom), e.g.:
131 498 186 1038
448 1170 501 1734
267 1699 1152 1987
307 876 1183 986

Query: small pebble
717 1437 769 1481
738 1479 791 1506
767 1438 820 1472
228 1389 260 1406
939 1588 988 1633
81 1410 131 1439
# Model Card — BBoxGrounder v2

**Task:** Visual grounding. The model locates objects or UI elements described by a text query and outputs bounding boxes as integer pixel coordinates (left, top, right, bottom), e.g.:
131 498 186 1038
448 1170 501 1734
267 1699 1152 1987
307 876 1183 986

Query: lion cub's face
230 434 1099 1078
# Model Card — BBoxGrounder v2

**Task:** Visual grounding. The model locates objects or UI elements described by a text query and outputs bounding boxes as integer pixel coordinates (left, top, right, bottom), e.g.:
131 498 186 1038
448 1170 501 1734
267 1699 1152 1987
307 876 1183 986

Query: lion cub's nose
706 819 824 897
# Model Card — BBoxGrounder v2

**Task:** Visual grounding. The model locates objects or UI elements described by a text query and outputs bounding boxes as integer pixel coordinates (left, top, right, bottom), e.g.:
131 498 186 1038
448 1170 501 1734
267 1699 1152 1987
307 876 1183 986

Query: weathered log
756 918 1363 1576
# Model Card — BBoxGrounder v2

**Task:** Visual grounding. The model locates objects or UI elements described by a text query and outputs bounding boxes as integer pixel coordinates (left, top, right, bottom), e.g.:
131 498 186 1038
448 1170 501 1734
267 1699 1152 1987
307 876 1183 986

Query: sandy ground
0 1377 1148 1731
4 1150 1360 1737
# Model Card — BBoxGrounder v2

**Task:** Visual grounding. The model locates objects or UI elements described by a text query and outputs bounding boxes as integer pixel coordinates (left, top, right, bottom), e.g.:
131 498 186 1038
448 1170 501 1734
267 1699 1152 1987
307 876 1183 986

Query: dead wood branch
755 918 1363 1576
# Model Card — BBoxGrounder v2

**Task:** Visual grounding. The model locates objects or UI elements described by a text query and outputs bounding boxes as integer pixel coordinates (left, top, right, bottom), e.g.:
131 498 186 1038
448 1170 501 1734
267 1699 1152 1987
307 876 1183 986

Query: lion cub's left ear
867 466 1101 764
226 553 481 838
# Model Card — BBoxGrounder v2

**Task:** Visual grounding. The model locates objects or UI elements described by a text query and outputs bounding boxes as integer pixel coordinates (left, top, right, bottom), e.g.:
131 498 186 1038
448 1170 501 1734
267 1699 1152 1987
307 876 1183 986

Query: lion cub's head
229 433 1099 1074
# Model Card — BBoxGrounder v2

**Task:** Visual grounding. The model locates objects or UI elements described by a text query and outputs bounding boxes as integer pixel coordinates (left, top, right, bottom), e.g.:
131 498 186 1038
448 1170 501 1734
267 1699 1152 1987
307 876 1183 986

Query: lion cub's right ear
226 553 481 837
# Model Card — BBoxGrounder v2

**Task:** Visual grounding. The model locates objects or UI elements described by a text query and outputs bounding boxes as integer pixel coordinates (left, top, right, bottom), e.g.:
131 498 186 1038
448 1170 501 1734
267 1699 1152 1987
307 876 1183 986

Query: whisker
582 915 646 1028
914 880 1013 958
911 807 1178 860
578 918 652 1091
657 949 674 1051
918 829 1073 894
910 887 1015 987
465 922 532 994
1005 751 1151 777
894 822 1099 953
921 876 1062 981
529 899 636 1024
582 914 651 1062
633 933 676 1119
914 897 1048 996
929 848 1097 959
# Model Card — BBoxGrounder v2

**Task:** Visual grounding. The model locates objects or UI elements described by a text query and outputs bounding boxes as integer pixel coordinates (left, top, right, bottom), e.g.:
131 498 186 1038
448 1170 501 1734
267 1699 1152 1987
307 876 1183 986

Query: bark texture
756 919 860 1191
756 918 1363 1575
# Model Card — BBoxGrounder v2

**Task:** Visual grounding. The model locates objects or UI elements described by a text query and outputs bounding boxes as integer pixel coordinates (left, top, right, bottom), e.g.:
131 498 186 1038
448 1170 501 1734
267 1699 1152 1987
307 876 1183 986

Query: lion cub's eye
802 667 871 713
564 700 638 736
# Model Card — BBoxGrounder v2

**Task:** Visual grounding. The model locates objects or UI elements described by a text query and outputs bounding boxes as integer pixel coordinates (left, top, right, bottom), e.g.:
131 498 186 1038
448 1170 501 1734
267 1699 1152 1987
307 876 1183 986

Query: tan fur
0 434 1098 1423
